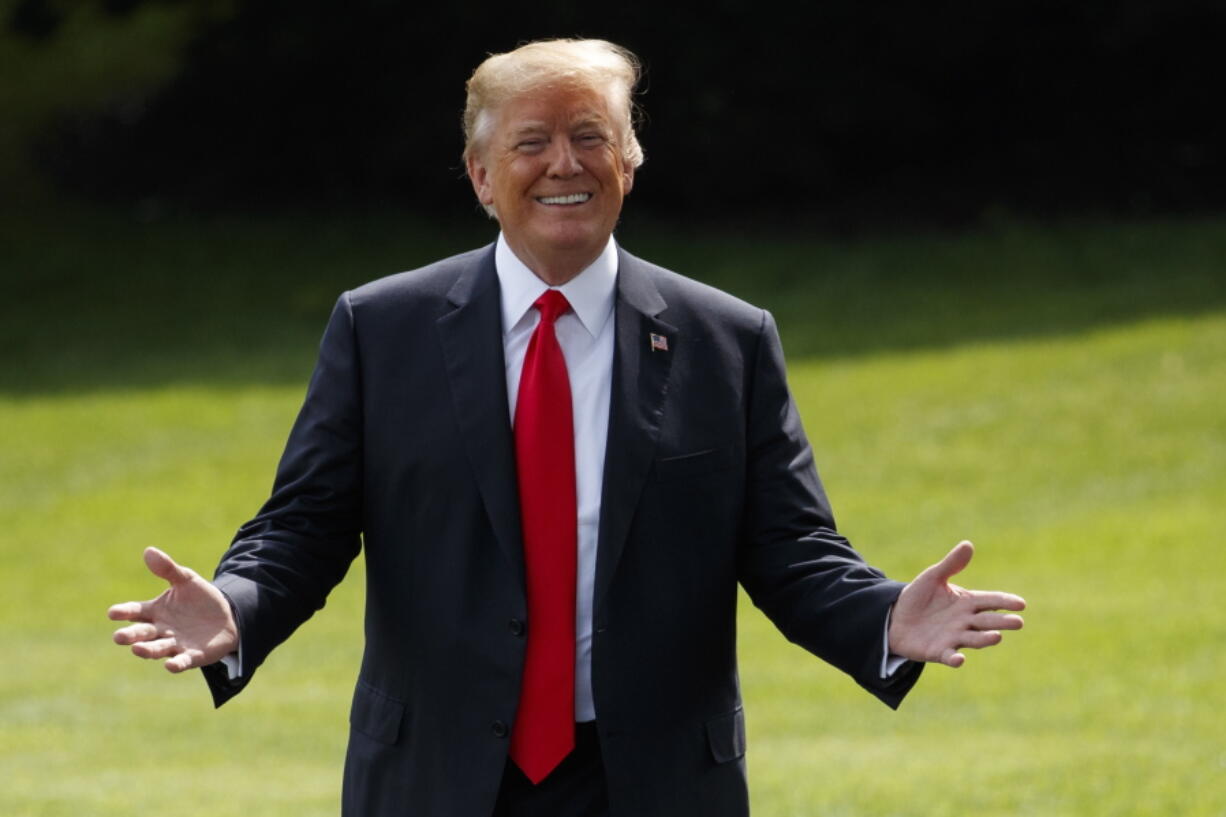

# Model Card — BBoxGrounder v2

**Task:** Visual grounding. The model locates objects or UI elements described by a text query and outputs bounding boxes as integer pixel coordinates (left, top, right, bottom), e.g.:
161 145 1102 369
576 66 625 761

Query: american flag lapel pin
649 333 669 353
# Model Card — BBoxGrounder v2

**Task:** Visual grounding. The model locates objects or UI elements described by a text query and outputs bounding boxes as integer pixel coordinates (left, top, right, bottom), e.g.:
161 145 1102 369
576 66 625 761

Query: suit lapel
435 247 525 586
594 248 677 614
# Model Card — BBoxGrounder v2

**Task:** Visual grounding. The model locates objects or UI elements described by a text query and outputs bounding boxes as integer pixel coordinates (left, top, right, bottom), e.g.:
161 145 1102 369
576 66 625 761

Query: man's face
467 82 635 283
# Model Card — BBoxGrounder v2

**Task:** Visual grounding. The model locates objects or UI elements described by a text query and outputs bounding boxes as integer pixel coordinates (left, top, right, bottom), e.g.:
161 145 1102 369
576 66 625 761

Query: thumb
927 540 974 583
143 547 193 586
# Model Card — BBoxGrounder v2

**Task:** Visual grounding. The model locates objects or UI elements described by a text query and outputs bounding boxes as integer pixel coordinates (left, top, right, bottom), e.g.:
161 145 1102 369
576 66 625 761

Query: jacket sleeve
203 293 365 707
736 310 922 708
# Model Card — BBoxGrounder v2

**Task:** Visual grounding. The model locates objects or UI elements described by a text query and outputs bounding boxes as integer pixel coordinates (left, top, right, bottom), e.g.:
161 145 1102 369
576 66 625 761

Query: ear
622 159 635 196
466 152 495 206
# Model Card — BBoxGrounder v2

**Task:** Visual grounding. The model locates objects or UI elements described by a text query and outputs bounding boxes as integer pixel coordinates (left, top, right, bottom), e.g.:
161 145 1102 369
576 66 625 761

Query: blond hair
462 38 645 168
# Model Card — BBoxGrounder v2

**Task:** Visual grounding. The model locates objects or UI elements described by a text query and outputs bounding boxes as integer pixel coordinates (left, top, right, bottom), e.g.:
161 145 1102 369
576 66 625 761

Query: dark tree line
14 0 1226 225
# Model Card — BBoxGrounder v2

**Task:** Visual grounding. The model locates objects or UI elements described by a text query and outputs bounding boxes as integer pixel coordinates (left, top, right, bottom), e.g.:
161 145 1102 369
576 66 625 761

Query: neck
503 237 606 287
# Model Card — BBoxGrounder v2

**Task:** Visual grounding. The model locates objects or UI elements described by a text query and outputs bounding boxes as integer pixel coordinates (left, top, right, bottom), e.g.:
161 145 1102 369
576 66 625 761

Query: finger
928 540 974 583
131 637 180 660
113 622 162 645
107 601 153 622
165 650 202 674
969 591 1027 612
144 547 195 586
940 647 966 668
971 612 1024 631
959 630 1004 650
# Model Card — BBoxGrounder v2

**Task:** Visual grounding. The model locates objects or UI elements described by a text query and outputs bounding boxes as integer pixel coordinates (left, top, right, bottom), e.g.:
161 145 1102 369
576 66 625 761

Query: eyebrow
510 121 549 136
508 114 610 137
570 114 608 129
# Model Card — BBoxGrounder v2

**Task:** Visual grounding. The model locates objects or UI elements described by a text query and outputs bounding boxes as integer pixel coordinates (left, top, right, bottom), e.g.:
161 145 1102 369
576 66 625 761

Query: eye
515 138 547 153
576 132 607 148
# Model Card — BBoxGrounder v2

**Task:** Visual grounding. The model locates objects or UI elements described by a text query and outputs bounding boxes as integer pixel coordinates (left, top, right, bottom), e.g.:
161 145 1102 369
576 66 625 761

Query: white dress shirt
495 232 617 723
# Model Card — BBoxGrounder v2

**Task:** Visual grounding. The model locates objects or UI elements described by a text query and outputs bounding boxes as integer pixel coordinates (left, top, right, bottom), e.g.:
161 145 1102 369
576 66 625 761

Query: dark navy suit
202 244 921 816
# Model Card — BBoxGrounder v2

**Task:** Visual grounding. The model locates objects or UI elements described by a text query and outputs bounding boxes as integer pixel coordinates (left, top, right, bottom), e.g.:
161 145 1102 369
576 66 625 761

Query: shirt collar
495 232 618 339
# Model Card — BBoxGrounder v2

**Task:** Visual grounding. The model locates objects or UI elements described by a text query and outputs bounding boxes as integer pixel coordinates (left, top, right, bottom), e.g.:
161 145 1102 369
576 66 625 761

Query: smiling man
109 39 1025 817
465 76 634 284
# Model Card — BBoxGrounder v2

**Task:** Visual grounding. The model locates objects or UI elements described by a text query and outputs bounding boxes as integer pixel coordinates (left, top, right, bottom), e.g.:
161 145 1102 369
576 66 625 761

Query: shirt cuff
215 582 244 681
220 651 242 681
880 605 910 679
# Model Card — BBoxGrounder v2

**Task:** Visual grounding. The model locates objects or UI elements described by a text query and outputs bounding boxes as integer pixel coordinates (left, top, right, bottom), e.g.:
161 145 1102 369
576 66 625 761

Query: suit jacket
202 243 922 817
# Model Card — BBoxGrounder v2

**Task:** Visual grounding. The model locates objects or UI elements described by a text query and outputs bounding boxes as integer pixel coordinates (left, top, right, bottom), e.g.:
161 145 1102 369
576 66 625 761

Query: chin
535 223 605 252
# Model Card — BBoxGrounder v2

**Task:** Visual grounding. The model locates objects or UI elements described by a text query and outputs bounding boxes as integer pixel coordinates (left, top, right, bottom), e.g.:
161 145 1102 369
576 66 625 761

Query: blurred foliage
0 0 205 199
8 0 1226 225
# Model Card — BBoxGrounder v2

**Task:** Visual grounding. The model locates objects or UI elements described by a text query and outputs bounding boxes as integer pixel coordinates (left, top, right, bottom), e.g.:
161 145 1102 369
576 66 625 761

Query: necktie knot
534 289 570 325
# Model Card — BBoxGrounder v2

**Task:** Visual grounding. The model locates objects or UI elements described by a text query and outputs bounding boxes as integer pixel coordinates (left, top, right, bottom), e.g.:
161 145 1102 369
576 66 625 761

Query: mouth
535 193 593 206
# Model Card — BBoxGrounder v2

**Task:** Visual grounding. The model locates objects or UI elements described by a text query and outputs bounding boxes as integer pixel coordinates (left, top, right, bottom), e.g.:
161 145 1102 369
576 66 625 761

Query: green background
3 211 1224 815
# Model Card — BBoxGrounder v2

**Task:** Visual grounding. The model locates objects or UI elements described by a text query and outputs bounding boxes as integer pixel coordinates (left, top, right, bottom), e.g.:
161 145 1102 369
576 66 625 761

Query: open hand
888 541 1025 668
108 547 238 673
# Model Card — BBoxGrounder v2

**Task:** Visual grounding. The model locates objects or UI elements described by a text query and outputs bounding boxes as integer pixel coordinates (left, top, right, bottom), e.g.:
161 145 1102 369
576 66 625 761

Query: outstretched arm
888 540 1025 668
108 547 238 673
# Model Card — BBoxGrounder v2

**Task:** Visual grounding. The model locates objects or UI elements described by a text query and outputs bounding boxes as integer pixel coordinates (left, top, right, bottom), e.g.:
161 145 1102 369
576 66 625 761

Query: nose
545 139 583 178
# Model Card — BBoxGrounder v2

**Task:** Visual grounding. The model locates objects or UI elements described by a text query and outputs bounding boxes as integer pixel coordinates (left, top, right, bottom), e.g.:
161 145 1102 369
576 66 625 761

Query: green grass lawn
1 208 1224 815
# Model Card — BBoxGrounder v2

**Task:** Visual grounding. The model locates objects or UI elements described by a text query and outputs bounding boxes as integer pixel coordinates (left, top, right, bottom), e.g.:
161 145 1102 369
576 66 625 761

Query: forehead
495 82 614 131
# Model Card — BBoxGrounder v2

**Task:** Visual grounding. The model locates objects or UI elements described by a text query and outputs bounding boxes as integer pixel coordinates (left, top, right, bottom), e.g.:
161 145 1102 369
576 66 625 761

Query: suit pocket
654 446 735 482
350 680 406 745
705 706 746 764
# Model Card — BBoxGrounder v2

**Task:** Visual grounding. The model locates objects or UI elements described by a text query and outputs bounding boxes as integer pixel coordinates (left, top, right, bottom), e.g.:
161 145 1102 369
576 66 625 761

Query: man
109 39 1025 817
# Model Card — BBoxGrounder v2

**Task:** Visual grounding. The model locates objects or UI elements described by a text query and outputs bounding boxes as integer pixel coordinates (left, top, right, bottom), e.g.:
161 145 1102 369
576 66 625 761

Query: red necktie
509 289 577 784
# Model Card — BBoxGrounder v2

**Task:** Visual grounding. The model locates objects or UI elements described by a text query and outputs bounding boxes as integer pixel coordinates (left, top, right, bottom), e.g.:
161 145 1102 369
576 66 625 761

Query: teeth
537 193 592 205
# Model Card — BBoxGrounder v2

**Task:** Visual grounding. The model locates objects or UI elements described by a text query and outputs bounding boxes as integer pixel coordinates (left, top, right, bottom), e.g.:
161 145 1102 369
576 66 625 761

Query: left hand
888 540 1025 668
108 547 238 673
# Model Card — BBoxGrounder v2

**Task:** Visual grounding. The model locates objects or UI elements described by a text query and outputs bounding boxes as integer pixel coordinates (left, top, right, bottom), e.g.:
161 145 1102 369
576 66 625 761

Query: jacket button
491 720 509 738
508 618 525 636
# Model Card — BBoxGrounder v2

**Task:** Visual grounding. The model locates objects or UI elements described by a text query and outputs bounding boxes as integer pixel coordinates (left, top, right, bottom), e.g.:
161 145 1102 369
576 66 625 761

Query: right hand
888 541 1025 668
108 547 239 673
